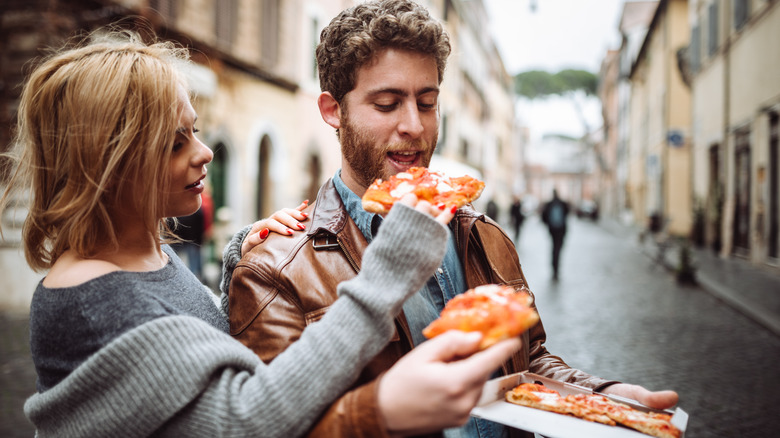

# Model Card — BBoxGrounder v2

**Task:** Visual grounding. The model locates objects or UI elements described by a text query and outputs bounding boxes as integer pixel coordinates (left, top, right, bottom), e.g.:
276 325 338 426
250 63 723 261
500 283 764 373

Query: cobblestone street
515 215 780 438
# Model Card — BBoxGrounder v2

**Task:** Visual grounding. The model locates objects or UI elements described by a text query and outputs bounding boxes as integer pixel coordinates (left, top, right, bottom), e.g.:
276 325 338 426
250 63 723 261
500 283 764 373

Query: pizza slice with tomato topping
505 383 682 438
361 167 485 214
422 284 539 350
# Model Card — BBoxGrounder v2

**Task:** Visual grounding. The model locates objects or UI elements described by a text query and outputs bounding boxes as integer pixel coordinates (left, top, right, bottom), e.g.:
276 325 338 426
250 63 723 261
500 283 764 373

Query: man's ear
318 92 341 130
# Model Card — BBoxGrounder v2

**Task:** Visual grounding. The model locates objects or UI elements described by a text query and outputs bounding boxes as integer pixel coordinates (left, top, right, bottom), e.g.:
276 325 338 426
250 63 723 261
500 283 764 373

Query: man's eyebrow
366 86 439 98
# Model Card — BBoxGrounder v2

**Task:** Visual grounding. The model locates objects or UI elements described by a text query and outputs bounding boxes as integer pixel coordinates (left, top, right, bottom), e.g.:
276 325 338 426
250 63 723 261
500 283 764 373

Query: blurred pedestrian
510 196 525 244
486 198 499 221
541 189 569 280
0 28 521 438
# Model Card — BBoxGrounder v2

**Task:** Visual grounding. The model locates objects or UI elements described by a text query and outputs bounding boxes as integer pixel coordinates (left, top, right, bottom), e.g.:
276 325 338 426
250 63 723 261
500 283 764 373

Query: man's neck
339 167 368 197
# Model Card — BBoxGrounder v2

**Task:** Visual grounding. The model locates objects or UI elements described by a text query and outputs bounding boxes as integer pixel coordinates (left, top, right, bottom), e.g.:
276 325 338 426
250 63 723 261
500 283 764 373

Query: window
707 1 719 56
149 0 177 22
689 24 700 74
734 0 749 31
215 0 238 50
311 16 319 81
260 0 280 67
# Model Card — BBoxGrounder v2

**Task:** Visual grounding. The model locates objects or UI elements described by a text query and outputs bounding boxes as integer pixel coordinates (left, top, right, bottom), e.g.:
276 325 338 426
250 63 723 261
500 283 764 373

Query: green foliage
513 69 598 100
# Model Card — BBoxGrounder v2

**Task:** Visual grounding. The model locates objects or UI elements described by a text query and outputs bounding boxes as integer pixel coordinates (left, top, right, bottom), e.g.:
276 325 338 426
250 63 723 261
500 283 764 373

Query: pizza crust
361 199 389 214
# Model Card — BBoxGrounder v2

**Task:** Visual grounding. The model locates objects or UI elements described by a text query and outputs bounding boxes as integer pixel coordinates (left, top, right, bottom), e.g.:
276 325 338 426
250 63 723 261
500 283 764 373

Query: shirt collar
333 170 382 241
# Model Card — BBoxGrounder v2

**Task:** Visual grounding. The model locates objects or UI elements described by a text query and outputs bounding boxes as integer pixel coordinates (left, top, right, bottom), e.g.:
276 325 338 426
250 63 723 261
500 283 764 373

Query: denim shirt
333 172 506 438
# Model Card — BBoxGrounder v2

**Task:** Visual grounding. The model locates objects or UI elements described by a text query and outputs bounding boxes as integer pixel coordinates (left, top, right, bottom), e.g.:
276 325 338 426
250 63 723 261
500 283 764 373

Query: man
226 1 678 437
509 196 525 244
541 189 569 280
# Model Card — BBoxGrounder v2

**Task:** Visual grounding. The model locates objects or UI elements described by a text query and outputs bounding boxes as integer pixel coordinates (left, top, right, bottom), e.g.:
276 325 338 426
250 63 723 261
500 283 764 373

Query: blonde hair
0 30 191 271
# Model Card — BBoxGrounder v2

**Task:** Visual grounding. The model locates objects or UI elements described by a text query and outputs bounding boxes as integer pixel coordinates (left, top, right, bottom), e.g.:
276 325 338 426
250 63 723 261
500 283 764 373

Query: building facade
688 0 780 264
613 1 659 225
627 0 693 237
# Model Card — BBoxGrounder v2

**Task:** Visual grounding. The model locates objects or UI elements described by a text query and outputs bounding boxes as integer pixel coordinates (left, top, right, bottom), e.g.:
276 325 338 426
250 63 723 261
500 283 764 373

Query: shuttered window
734 0 749 30
215 0 238 50
689 24 700 74
260 0 280 67
149 0 177 22
707 1 718 56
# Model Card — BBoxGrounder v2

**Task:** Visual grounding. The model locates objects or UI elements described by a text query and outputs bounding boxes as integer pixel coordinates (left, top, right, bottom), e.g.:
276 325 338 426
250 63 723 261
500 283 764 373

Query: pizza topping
505 383 681 438
390 181 415 198
422 284 539 350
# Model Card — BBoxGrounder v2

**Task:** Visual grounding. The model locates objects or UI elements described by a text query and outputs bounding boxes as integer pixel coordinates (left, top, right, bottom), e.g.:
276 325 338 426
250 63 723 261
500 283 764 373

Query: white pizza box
471 372 688 438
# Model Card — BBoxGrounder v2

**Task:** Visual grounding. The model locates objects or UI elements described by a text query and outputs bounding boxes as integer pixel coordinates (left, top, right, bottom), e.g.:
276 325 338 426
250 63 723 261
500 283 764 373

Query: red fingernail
259 228 270 239
450 206 458 214
438 204 445 210
301 212 308 218
287 228 294 235
297 223 306 230
303 199 309 205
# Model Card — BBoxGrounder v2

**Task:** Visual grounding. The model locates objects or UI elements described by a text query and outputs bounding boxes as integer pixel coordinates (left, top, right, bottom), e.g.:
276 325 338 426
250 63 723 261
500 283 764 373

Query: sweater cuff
220 224 253 296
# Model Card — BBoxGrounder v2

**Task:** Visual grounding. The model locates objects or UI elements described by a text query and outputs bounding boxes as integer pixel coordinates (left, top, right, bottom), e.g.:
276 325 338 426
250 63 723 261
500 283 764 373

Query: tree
513 68 607 177
513 69 598 100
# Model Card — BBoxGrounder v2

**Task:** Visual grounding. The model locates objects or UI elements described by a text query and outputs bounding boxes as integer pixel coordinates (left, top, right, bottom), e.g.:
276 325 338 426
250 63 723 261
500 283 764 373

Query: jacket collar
308 178 349 237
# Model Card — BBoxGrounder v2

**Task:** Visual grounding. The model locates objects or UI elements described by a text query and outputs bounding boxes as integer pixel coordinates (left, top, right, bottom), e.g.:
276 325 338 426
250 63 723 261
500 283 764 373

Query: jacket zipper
336 236 361 273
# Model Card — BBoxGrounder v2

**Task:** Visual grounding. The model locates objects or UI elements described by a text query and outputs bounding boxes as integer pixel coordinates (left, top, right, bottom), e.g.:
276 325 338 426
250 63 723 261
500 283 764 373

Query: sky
483 0 626 141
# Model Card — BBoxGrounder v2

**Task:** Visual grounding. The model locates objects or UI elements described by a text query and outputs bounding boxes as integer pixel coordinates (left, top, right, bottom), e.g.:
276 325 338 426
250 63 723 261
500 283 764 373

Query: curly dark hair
316 0 451 104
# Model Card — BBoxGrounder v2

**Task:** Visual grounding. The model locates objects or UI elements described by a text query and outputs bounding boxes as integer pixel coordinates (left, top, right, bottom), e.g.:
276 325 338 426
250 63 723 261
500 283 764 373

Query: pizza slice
422 284 539 350
565 394 681 438
505 383 615 425
361 167 485 214
504 382 682 438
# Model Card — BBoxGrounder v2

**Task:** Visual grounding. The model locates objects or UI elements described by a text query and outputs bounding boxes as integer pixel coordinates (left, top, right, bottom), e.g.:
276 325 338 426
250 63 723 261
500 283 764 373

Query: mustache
383 139 433 153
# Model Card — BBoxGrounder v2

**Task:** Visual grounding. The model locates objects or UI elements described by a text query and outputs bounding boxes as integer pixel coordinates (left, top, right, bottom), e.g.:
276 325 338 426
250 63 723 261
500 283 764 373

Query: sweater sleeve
26 204 449 438
219 223 252 315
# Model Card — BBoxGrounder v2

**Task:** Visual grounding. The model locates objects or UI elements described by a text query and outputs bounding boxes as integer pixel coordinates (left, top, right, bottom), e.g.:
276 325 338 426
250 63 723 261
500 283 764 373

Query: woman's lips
185 176 205 192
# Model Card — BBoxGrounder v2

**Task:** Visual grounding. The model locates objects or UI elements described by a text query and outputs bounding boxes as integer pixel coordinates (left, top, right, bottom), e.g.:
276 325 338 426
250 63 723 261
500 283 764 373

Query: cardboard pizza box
471 372 688 438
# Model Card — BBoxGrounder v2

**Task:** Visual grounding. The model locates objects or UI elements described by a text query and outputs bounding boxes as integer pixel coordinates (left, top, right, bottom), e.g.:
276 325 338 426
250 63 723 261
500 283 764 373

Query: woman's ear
317 92 341 130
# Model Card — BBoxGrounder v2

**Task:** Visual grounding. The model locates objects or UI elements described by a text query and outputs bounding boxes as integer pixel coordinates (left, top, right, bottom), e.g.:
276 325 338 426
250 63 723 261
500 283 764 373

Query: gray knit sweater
24 203 449 437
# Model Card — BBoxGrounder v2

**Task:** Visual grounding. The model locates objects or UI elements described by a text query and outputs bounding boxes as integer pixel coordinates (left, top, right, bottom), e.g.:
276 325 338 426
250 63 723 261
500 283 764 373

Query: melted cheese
390 181 415 198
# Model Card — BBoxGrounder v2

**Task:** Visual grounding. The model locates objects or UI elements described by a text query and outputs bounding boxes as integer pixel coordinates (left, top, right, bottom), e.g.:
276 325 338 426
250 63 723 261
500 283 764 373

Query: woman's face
165 86 213 218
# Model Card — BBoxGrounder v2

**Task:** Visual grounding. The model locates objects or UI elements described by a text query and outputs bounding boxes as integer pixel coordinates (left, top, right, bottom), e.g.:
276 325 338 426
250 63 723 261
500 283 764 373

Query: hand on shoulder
241 200 310 256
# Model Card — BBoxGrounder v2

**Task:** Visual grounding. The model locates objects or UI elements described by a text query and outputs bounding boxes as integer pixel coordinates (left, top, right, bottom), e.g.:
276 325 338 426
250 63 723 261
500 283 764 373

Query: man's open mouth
388 151 420 164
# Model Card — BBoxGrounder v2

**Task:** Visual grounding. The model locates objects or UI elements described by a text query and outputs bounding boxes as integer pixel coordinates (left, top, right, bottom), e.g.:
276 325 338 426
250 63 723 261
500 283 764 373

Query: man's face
338 48 440 195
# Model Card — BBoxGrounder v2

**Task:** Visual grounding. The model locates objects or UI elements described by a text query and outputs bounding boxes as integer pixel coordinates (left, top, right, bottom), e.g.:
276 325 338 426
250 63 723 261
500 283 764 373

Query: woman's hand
241 200 309 256
377 331 521 437
396 193 455 226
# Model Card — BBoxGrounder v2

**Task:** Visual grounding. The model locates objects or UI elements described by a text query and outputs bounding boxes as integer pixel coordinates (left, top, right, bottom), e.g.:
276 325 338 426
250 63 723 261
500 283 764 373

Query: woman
0 30 519 437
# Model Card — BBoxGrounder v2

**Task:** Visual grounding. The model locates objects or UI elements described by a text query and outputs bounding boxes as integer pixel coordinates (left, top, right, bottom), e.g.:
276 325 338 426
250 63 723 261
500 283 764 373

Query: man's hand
601 383 679 410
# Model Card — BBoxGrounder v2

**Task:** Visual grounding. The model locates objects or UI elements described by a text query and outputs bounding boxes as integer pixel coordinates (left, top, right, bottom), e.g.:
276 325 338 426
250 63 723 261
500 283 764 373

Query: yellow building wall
691 58 725 199
729 4 780 125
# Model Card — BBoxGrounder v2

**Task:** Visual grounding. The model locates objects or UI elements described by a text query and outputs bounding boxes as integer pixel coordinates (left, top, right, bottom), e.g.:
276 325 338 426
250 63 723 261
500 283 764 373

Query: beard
340 113 437 190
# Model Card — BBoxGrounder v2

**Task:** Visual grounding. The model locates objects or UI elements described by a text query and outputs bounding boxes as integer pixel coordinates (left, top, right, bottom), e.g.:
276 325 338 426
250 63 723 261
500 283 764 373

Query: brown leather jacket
229 179 615 438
